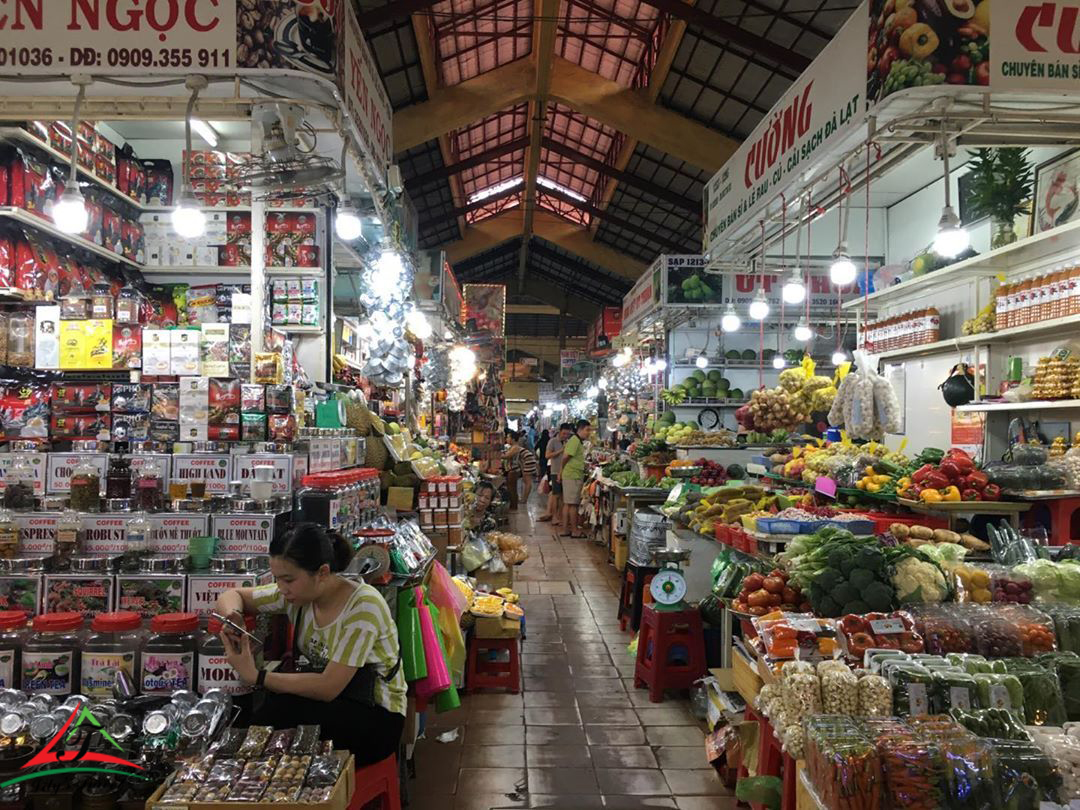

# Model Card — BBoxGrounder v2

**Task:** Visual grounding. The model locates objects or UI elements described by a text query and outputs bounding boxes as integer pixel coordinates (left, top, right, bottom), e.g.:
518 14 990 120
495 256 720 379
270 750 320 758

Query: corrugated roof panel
556 0 661 86
433 0 533 86
467 192 523 224
452 104 529 200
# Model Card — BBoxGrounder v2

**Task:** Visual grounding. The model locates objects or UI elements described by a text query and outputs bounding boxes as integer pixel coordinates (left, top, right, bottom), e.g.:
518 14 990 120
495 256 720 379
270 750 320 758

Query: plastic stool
465 635 520 693
348 753 400 810
1023 496 1080 545
617 561 658 632
633 604 706 703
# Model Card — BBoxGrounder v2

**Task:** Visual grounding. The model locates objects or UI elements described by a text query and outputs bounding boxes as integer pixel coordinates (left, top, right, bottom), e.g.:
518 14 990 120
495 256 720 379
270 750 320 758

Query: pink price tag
815 477 837 498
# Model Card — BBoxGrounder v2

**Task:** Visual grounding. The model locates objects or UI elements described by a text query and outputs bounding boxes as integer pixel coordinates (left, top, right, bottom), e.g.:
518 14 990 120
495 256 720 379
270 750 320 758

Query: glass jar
69 459 101 512
198 616 255 713
22 612 84 696
90 283 113 320
124 512 149 572
55 509 79 564
60 284 89 320
0 509 18 560
141 612 201 694
0 611 27 690
135 470 164 512
5 312 32 367
80 611 144 698
115 283 140 325
106 455 132 500
4 454 37 512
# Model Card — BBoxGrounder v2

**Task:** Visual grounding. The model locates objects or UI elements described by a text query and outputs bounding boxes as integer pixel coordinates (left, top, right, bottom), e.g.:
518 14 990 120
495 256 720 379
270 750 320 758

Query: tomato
897 631 924 654
748 606 769 616
743 573 765 592
767 592 783 607
762 576 785 594
847 631 876 657
747 589 772 608
876 635 900 649
782 586 799 604
841 615 870 635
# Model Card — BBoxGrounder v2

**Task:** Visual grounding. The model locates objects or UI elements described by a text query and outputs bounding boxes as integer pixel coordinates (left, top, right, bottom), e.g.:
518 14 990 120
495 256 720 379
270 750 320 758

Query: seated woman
214 522 406 765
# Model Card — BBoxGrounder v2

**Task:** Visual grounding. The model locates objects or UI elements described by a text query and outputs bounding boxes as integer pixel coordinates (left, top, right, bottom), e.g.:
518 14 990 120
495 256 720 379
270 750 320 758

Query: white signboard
721 273 856 312
80 515 128 554
233 454 293 495
171 454 231 495
703 5 866 252
187 572 271 619
148 514 208 554
993 1 1080 91
621 261 662 328
46 453 108 494
16 514 58 555
0 454 47 497
339 0 394 179
212 514 276 554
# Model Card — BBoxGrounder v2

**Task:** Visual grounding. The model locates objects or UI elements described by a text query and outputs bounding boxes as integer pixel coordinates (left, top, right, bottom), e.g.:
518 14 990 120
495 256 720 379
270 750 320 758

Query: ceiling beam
357 0 439 30
518 0 560 291
393 56 738 171
540 186 696 254
518 280 597 322
406 136 530 189
410 13 469 240
541 138 698 213
425 185 522 227
592 5 692 235
443 208 648 279
507 304 562 315
393 59 532 153
636 0 811 72
528 241 632 295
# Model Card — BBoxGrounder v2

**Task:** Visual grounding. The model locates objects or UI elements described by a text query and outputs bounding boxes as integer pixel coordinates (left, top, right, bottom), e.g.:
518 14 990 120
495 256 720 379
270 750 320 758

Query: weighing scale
650 547 692 611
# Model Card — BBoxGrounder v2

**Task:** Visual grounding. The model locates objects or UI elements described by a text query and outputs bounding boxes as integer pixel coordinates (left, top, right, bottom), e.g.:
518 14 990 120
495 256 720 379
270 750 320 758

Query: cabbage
1016 560 1071 602
921 543 968 565
1060 561 1080 601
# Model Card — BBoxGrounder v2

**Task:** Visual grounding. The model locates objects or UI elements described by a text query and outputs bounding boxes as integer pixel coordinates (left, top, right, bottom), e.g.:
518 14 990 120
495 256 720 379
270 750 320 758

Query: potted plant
965 148 1035 247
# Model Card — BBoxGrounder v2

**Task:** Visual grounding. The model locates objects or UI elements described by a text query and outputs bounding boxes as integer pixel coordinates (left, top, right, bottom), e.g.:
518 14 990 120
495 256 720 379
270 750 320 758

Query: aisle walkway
411 495 736 810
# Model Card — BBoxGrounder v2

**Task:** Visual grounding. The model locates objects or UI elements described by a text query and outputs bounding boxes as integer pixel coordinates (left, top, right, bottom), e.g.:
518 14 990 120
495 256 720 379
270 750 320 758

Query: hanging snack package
254 353 284 384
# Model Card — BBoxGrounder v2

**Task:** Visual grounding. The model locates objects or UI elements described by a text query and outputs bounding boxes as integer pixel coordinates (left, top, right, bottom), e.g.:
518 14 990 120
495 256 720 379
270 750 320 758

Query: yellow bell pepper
866 482 882 493
856 479 867 490
897 477 911 490
874 475 892 485
941 486 961 502
920 489 943 504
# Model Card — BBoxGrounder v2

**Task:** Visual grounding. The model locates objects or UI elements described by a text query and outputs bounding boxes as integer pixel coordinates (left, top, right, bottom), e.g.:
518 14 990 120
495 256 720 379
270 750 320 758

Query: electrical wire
67 83 86 186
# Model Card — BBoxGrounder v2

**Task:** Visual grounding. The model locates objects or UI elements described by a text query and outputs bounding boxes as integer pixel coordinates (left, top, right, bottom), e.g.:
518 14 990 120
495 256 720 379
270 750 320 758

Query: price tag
814 477 837 498
907 683 929 715
789 619 821 633
869 618 905 635
949 686 971 710
746 463 768 476
989 683 1012 709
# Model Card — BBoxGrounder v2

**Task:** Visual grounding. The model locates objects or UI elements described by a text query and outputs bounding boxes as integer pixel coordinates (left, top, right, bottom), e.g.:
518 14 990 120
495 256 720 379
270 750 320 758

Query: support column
249 196 266 383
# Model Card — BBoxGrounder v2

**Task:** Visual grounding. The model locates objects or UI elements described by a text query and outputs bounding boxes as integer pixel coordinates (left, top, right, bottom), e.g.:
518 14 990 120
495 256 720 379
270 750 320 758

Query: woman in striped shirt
215 523 406 765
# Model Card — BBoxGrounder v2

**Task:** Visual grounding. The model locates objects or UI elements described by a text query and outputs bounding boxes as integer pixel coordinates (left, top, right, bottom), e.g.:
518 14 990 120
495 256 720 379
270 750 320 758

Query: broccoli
815 568 843 591
833 583 858 606
815 595 840 617
827 548 850 571
848 568 876 590
840 555 858 577
864 581 894 612
843 600 870 615
856 546 885 573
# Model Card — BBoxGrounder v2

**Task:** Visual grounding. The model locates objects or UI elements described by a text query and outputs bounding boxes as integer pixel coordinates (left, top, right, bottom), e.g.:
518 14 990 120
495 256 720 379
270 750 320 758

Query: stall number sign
79 515 128 554
46 453 108 494
211 515 274 554
0 454 46 497
148 514 208 554
232 454 293 495
187 572 270 618
15 514 58 555
172 454 231 495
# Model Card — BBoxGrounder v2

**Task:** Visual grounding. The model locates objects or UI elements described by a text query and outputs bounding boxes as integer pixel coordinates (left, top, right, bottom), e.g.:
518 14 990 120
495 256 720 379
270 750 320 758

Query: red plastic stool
617 561 658 632
465 635 520 693
1023 496 1080 545
348 753 400 810
633 604 706 703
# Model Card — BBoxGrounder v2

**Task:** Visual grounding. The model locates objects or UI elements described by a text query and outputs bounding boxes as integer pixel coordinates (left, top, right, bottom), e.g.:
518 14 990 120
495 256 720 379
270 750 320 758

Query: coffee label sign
0 454 46 497
232 454 293 495
46 453 108 495
172 454 231 495
15 514 59 554
212 515 274 554
79 515 128 554
148 514 208 554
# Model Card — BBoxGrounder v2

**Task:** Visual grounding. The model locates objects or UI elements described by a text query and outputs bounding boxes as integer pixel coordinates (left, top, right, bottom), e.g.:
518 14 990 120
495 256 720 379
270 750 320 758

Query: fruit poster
664 255 722 305
463 284 506 337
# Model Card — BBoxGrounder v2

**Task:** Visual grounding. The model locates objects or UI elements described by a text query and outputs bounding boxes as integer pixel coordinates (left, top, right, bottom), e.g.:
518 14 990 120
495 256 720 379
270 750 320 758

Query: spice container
22 612 83 695
124 512 150 571
136 469 165 512
141 612 200 694
59 284 89 320
69 459 102 512
90 283 113 320
80 611 144 698
55 509 79 564
3 455 37 511
105 455 132 500
0 611 26 690
115 283 140 324
6 312 33 368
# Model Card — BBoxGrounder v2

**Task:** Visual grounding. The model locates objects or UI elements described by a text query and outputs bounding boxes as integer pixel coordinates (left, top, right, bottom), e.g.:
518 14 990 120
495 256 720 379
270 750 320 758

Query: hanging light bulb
794 319 813 342
612 352 629 368
781 269 807 304
749 293 770 320
830 243 857 285
721 304 741 333
654 358 667 372
831 349 848 366
598 377 608 390
586 385 600 399
405 307 432 339
933 205 969 258
335 205 363 241
172 191 206 239
695 354 709 369
772 355 786 369
53 187 88 235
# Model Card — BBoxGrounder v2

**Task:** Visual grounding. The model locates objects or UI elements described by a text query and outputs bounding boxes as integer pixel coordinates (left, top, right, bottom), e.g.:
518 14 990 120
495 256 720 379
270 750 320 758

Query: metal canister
0 689 25 708
170 690 198 712
107 712 136 742
28 714 57 742
28 694 55 713
0 712 27 737
179 706 210 737
142 707 174 736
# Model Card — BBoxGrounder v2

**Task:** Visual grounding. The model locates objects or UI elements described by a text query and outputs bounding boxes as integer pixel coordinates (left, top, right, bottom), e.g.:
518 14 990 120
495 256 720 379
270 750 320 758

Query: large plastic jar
22 612 84 695
0 611 26 690
141 612 201 694
81 611 145 697
198 616 255 716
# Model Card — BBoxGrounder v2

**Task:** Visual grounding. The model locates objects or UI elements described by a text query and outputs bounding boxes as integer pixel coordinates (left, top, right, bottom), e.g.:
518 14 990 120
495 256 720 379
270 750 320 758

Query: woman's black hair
475 481 496 496
270 522 354 573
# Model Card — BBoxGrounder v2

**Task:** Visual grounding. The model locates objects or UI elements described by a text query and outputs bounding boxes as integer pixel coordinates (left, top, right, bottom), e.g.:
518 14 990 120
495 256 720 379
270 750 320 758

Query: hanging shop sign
586 307 622 355
337 0 393 180
560 350 583 370
662 255 722 307
703 3 867 253
463 284 507 337
621 262 663 329
442 261 464 330
992 1 1079 92
720 273 857 313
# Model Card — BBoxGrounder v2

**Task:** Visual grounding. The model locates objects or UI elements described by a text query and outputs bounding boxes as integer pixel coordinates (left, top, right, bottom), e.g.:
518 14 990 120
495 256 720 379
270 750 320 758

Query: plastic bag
460 534 492 572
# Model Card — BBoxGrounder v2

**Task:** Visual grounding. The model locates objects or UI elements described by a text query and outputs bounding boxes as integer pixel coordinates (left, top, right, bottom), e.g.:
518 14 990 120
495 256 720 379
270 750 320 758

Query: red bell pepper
924 470 951 490
964 470 989 490
952 455 975 474
939 460 963 481
982 483 1001 501
962 488 981 501
912 464 935 484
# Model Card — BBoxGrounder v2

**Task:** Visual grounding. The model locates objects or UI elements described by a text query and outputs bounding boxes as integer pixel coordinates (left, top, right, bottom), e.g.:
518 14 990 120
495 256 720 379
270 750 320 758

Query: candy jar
0 510 18 559
59 283 89 320
90 283 113 320
3 455 36 511
106 455 132 500
115 283 140 325
69 459 101 512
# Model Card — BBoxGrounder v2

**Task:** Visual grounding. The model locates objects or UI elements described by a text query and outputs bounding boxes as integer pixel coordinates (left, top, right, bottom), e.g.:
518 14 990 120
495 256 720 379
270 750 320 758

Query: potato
959 533 991 551
908 538 930 547
933 528 962 544
909 525 934 540
890 523 910 539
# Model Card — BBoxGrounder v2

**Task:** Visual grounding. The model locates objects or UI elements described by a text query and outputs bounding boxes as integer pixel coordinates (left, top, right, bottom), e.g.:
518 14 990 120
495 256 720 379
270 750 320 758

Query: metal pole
250 197 266 382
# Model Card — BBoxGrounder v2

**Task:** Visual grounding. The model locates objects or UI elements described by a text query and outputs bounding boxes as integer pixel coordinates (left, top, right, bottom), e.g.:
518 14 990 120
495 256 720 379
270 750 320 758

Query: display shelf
843 218 1080 310
955 399 1080 412
670 361 836 371
668 400 749 409
897 497 1031 514
0 206 141 269
874 311 1080 361
141 265 325 277
142 204 316 214
278 324 325 334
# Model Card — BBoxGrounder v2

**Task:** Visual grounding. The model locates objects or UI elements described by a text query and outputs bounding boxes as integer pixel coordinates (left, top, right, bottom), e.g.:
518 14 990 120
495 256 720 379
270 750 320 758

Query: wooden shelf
0 207 141 269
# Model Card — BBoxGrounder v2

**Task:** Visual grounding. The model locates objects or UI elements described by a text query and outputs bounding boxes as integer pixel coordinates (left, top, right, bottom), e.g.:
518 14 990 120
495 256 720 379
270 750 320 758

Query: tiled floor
409 496 737 810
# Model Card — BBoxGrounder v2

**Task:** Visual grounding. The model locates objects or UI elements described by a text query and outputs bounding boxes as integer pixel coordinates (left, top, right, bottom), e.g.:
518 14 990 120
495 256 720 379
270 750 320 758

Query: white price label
989 683 1012 710
907 683 929 716
869 619 905 635
171 454 231 494
949 686 971 710
232 454 293 495
46 453 108 494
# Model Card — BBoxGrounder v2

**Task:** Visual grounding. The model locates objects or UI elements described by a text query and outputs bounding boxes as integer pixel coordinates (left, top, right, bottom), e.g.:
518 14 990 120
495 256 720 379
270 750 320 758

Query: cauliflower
892 556 949 604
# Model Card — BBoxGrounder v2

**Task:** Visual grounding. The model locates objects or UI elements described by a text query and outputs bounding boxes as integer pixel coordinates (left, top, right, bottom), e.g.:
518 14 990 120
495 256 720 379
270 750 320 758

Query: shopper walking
502 432 521 510
539 423 571 524
537 429 550 482
516 432 539 503
560 419 591 538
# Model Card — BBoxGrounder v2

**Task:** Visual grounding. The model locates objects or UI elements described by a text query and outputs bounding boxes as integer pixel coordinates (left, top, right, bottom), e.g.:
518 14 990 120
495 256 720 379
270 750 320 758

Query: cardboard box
387 486 414 511
146 754 355 810
474 568 513 592
474 614 521 639
427 529 449 565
